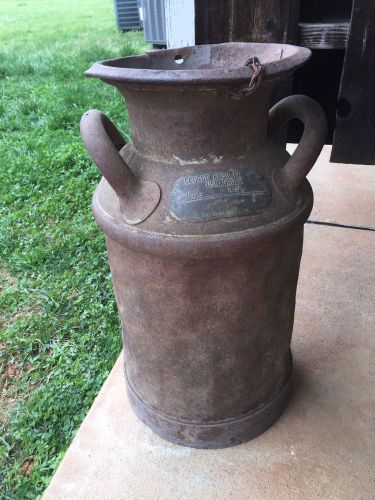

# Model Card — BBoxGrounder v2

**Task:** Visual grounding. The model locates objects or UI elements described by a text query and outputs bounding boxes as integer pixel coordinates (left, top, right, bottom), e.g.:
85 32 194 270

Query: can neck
120 84 274 163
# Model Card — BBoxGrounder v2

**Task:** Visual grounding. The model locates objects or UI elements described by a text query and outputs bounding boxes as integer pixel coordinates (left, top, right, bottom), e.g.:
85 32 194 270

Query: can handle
269 95 327 199
80 109 160 225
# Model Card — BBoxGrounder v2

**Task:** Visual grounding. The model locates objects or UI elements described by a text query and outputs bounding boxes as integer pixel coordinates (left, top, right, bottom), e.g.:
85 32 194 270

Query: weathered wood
331 0 375 164
195 0 300 44
298 22 350 49
299 0 353 24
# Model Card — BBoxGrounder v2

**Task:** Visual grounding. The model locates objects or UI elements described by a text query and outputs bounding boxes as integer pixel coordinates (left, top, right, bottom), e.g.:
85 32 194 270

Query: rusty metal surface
80 110 160 225
81 42 327 448
84 42 311 85
126 360 292 449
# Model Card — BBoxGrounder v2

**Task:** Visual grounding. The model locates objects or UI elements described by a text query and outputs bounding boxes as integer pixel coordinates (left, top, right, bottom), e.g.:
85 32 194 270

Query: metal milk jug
80 43 327 448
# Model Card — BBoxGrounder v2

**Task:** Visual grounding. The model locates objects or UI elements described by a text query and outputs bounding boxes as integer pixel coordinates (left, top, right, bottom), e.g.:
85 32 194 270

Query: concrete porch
43 146 375 500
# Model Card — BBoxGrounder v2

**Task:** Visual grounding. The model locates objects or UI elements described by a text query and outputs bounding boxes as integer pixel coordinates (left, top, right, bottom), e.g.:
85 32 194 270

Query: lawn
0 0 147 497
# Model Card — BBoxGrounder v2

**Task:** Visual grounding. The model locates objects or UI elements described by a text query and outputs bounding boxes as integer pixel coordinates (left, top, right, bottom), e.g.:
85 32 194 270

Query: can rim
85 42 311 86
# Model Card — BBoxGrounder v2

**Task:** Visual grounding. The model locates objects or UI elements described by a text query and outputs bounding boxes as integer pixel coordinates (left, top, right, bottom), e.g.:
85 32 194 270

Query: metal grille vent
114 0 141 31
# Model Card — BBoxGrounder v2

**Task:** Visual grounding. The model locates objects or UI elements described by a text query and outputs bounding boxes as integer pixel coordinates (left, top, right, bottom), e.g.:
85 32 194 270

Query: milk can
80 43 326 448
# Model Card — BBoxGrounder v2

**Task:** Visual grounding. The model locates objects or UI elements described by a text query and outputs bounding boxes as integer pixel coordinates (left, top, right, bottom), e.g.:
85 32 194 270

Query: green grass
0 1 147 497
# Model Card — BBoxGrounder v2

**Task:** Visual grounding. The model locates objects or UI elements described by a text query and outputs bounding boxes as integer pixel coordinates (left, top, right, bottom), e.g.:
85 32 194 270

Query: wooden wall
195 0 300 44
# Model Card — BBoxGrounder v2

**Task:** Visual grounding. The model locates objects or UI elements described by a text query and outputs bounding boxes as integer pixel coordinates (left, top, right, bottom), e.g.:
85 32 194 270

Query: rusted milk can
81 43 326 448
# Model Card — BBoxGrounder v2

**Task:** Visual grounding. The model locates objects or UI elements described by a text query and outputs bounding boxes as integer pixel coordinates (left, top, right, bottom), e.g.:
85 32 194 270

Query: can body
103 221 304 447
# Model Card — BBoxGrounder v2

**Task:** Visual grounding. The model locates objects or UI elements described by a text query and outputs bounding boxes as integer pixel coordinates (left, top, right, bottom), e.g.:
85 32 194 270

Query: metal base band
125 371 291 449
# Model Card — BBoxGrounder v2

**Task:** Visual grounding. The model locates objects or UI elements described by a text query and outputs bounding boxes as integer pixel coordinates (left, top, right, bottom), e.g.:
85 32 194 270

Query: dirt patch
0 267 17 327
2 363 23 379
0 305 43 331
21 456 34 476
0 395 17 424
0 264 42 423
0 361 32 423
14 306 42 320
0 267 16 290
0 360 32 393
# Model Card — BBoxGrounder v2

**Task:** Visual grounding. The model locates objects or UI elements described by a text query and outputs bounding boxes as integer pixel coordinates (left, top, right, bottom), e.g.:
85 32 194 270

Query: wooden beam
331 0 375 164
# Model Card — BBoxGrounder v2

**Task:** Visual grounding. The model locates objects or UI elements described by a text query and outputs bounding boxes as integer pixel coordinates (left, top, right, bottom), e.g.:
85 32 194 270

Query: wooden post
331 0 375 164
165 0 195 49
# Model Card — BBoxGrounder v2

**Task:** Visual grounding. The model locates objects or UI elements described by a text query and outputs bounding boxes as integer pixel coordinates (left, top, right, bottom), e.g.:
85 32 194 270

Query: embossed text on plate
170 169 271 222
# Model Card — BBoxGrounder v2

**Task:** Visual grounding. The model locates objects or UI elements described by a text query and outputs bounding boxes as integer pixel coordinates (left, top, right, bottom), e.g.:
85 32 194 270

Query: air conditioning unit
140 0 166 46
114 0 142 31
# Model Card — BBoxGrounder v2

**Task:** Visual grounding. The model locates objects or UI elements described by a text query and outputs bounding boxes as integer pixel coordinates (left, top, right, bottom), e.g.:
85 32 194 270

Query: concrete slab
291 144 375 228
43 224 375 500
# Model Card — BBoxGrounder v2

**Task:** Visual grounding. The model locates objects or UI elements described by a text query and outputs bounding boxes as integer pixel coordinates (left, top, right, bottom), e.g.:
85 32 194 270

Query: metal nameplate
170 169 271 222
